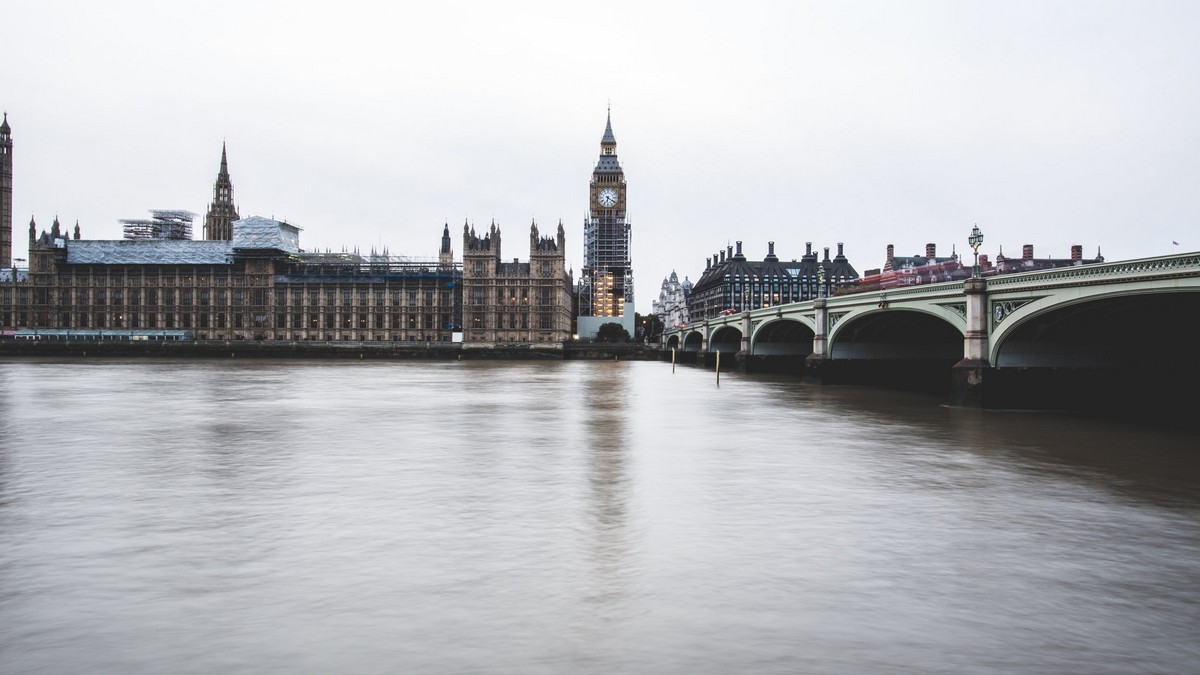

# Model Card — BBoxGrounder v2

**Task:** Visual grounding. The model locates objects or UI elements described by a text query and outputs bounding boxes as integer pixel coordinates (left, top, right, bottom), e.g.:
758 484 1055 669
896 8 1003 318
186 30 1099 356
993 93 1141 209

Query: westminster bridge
662 252 1200 421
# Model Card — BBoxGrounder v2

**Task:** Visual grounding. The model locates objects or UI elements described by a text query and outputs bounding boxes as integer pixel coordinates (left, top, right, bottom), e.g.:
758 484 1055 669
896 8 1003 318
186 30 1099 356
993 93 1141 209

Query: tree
635 312 664 342
595 322 631 343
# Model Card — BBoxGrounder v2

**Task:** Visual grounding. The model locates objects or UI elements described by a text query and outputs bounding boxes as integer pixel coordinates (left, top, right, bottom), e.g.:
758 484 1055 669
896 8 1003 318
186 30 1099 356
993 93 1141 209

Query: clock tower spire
579 108 635 338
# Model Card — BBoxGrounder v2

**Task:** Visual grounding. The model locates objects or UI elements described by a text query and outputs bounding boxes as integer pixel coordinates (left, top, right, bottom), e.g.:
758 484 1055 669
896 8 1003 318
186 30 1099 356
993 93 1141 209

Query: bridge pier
951 277 991 407
950 361 989 407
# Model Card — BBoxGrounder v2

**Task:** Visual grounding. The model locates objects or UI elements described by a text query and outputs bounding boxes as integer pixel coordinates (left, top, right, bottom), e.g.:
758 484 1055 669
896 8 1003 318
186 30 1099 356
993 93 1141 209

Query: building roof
231 215 301 253
602 110 616 145
60 216 301 265
66 239 233 265
690 242 860 296
595 155 622 173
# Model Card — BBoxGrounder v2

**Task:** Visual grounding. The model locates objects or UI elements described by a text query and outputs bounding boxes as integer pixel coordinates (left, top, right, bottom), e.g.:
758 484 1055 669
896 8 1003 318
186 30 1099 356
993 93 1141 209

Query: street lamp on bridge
968 225 984 278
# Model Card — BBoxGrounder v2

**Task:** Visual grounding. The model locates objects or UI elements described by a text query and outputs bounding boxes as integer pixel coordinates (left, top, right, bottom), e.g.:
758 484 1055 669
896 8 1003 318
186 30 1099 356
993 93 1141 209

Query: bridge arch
683 331 704 352
828 307 964 361
665 334 680 350
709 325 742 353
751 317 815 356
990 287 1200 368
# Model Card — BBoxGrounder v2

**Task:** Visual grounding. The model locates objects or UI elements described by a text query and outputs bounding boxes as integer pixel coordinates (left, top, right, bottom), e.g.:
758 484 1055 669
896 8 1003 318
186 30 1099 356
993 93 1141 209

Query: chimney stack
1023 244 1034 261
926 243 936 260
1071 245 1082 262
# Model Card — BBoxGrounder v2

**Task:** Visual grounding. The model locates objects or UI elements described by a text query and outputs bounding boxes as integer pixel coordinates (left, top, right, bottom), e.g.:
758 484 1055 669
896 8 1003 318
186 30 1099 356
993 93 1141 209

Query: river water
0 358 1197 674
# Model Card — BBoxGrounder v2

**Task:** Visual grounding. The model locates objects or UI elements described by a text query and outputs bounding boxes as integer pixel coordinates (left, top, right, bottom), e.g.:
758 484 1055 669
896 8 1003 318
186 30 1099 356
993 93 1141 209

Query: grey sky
5 0 1198 305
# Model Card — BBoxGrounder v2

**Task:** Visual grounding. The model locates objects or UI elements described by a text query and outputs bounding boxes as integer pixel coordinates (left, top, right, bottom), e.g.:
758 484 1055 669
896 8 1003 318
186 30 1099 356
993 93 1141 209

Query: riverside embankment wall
0 340 662 361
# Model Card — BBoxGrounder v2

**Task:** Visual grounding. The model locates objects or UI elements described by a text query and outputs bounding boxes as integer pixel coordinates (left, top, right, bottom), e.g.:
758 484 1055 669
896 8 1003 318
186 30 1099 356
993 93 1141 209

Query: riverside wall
0 340 662 361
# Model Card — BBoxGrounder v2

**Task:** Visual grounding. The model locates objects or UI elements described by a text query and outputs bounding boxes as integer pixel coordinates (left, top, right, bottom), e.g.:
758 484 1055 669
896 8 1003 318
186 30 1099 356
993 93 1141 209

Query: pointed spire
205 142 238 240
0 111 10 135
601 106 616 146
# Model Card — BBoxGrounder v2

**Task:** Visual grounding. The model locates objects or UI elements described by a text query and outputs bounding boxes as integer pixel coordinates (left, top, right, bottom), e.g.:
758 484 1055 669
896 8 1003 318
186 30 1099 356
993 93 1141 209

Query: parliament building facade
0 114 575 344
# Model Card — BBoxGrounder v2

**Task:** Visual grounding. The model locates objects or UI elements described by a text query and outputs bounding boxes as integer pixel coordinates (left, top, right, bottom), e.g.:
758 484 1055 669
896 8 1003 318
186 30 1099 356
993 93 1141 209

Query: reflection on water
0 358 1197 674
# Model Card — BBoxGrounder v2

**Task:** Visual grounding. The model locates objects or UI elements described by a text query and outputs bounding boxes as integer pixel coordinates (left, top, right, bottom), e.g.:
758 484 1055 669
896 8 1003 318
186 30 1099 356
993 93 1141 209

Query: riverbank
0 339 663 361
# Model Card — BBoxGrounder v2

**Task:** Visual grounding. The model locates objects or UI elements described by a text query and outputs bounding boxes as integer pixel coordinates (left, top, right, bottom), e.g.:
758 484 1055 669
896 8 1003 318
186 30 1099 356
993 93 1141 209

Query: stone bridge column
804 298 828 382
811 299 828 358
740 312 751 354
952 277 990 407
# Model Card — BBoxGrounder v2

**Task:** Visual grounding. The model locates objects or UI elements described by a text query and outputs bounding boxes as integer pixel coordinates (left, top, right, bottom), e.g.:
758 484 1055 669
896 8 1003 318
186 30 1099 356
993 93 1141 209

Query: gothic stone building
15 215 462 342
461 220 575 345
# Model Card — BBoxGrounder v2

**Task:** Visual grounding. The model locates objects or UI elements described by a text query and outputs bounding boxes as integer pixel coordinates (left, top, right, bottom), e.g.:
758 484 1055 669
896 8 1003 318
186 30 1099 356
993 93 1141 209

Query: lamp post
968 225 984 278
817 264 826 299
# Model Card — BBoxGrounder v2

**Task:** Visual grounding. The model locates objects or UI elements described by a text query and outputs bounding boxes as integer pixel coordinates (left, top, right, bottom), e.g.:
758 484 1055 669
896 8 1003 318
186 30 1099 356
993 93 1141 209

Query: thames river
0 358 1197 674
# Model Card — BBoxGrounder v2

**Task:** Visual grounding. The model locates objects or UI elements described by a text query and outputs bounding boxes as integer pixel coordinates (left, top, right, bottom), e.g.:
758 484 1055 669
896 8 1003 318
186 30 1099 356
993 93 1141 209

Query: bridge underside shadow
821 311 963 394
744 319 814 375
977 292 1200 427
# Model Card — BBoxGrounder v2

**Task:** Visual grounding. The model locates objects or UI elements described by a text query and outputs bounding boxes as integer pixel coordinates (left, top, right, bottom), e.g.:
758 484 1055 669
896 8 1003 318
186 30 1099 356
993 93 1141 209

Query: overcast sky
5 0 1198 305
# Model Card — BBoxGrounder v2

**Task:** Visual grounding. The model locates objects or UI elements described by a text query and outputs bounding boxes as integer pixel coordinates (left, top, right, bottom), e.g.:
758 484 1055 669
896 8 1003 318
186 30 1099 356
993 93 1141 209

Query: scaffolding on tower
120 209 196 240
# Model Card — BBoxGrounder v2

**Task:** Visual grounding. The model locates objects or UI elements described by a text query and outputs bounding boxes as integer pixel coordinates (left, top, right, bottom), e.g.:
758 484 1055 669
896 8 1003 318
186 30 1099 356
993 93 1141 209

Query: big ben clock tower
579 108 635 338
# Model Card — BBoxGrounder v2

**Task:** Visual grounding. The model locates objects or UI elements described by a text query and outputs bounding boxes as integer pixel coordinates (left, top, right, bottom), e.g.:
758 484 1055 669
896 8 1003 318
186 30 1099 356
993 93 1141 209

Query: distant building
651 270 691 329
992 243 1104 273
855 242 1105 289
688 241 859 321
462 220 575 345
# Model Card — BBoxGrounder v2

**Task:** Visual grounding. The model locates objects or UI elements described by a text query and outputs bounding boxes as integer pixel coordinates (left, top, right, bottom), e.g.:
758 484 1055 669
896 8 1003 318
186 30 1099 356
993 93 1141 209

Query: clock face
598 188 618 208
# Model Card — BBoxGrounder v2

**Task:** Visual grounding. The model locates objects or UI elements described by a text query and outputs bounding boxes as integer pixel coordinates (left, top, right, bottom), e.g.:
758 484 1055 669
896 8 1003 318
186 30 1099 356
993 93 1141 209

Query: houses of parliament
0 112 591 345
